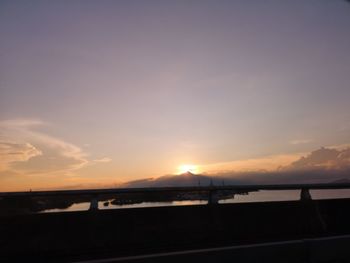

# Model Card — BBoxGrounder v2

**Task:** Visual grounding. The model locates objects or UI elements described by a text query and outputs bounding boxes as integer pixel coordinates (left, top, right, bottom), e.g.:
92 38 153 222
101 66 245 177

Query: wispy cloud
289 139 313 145
0 119 88 176
93 157 112 163
0 119 45 128
0 142 42 171
199 153 304 174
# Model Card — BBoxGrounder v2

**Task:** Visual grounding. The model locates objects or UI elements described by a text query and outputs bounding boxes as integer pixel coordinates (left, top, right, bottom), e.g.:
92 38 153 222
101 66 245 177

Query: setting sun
177 164 199 174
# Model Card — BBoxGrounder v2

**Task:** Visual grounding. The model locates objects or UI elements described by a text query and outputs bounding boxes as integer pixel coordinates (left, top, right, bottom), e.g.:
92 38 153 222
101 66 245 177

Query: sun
177 164 199 174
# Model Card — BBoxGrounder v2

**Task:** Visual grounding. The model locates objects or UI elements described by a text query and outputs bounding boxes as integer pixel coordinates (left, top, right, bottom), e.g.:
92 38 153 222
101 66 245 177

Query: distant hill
122 171 244 188
120 168 350 189
330 178 350 184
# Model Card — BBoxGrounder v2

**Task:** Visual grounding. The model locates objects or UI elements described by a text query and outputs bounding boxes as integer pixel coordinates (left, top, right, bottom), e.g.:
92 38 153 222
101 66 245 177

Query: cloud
199 153 303 174
0 119 44 128
0 119 88 176
284 147 350 171
289 139 313 145
94 157 112 163
199 146 350 184
0 142 42 171
93 157 112 163
121 146 350 187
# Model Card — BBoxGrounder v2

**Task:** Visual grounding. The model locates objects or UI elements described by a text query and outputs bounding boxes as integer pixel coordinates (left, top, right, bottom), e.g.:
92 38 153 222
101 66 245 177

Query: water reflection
219 190 299 204
41 199 208 213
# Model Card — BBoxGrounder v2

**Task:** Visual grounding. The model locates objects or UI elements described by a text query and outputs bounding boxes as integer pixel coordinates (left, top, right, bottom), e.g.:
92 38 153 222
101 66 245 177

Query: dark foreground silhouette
1 198 350 262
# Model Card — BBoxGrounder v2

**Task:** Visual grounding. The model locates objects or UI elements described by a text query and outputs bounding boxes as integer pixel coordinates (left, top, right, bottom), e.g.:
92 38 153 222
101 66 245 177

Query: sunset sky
1 0 350 191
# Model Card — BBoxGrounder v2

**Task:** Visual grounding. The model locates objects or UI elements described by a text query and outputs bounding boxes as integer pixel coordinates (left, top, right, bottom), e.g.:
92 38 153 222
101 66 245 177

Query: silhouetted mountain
330 178 350 184
122 171 245 188
121 146 350 188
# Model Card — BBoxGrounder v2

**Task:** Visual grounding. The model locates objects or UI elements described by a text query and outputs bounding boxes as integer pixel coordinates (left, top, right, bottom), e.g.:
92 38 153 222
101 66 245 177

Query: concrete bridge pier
208 190 219 205
89 195 99 211
300 188 312 201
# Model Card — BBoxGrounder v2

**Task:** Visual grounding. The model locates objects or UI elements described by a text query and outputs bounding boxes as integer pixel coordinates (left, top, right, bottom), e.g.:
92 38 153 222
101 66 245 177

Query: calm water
41 189 350 213
42 200 208 213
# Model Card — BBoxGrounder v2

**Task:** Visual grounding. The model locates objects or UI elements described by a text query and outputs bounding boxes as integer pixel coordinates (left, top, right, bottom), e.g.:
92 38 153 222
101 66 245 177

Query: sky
1 0 350 191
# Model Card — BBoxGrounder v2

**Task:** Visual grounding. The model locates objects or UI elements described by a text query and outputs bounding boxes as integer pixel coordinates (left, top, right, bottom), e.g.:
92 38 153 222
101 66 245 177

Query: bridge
1 182 350 209
1 183 350 262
